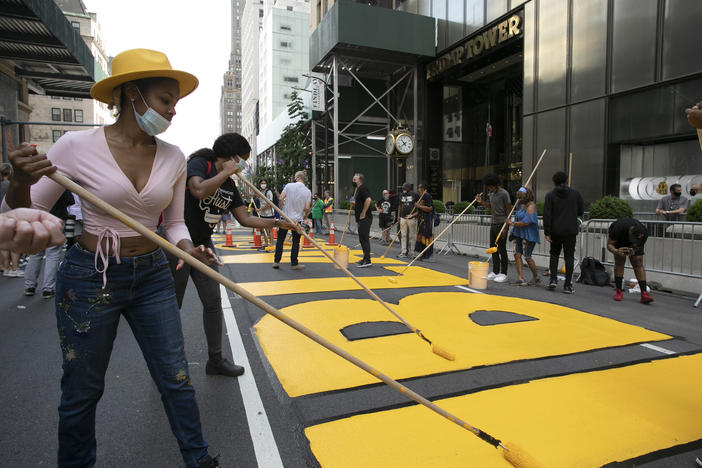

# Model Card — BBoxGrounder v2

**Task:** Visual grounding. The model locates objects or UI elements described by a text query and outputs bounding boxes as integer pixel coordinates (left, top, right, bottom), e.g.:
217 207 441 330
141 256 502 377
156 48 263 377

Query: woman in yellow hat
4 49 222 468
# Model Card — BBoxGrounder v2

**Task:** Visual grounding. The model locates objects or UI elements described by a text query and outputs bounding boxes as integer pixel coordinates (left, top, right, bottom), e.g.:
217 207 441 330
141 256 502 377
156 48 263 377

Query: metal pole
333 55 339 209
311 120 317 195
483 102 491 193
412 66 418 188
1 117 7 164
324 97 329 191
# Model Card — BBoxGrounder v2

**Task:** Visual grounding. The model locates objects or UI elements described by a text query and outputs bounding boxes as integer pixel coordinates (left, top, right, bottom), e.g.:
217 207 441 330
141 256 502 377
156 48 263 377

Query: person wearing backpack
543 171 583 294
607 217 654 304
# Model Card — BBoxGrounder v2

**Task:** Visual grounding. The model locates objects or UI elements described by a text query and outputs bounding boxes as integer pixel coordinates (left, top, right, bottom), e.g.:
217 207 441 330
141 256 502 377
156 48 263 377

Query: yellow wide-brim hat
90 48 199 105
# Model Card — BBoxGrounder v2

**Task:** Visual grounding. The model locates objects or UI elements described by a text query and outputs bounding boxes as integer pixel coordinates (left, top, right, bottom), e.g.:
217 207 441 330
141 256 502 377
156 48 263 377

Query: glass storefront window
571 0 607 102
486 0 508 23
662 0 702 80
536 0 567 110
611 0 657 92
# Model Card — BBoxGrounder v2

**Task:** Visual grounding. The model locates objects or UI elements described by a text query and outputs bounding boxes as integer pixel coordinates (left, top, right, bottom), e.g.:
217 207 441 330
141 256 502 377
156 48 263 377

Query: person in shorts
507 187 540 286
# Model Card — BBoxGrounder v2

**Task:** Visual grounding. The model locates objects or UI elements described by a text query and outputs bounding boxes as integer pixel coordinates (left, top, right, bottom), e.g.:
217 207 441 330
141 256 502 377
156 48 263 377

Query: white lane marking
221 285 284 468
640 343 676 355
455 285 486 294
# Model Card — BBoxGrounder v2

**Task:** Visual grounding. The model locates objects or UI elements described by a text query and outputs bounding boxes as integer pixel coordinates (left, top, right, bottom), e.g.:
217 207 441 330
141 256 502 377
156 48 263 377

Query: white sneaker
487 272 497 281
696 457 702 467
494 273 508 283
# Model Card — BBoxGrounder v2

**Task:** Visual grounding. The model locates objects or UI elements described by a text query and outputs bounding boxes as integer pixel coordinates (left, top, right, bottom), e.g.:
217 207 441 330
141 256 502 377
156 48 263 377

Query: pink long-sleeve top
17 128 191 284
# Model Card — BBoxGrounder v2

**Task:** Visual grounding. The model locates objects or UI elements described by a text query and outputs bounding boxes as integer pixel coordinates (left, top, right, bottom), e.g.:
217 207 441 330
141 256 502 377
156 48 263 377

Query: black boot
196 454 222 468
206 357 244 377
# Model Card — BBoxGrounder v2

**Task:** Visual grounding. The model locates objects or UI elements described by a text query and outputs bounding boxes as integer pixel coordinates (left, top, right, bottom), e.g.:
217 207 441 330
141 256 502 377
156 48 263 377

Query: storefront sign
426 13 523 80
311 78 325 112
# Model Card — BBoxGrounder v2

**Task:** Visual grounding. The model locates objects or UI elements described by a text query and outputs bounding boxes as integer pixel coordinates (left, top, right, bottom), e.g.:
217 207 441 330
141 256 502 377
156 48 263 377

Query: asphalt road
1 229 701 467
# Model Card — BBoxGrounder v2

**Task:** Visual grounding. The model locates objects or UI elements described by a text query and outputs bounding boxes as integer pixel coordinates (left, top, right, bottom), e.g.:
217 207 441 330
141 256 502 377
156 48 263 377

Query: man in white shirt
273 171 310 270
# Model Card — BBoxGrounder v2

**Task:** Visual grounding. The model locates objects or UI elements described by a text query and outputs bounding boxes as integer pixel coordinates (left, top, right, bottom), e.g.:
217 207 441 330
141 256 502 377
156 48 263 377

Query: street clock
385 133 396 155
395 131 414 155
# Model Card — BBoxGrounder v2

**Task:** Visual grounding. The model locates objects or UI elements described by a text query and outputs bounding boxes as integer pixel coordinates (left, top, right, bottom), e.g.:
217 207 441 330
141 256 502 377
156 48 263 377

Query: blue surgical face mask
132 88 171 136
236 157 248 173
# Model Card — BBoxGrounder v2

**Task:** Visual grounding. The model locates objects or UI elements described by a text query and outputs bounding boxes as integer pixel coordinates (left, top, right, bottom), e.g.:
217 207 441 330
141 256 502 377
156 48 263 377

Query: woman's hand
8 143 56 186
176 244 223 270
685 103 702 129
277 219 297 231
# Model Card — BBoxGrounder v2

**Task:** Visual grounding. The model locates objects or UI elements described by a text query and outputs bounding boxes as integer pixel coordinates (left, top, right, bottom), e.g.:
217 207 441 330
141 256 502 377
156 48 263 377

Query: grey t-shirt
281 181 311 222
656 194 689 221
489 187 511 224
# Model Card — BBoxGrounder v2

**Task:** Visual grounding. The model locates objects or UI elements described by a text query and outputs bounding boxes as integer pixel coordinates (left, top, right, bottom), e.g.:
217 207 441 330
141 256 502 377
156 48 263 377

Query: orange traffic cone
253 228 262 248
326 222 337 246
303 220 313 248
225 221 234 247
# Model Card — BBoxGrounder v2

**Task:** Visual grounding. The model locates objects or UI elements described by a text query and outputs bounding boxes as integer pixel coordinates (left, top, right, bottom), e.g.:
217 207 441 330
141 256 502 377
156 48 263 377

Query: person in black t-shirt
376 190 393 243
607 217 654 304
353 173 372 267
168 136 296 378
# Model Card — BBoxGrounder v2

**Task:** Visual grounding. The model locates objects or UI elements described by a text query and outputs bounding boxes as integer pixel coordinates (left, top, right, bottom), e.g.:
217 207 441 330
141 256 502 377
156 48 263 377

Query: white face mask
132 88 171 136
260 184 267 190
236 157 248 173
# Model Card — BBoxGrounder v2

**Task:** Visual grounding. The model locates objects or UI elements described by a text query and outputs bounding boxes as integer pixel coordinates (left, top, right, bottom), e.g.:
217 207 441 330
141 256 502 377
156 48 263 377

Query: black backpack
577 256 610 286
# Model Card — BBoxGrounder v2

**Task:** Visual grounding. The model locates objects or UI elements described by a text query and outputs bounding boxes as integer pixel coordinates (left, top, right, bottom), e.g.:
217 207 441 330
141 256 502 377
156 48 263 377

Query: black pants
489 223 508 275
274 227 301 265
549 235 576 286
358 216 372 262
167 242 223 359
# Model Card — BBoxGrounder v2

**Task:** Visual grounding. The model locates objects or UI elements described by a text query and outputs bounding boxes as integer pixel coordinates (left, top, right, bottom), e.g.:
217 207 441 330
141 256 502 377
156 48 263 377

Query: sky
81 0 232 156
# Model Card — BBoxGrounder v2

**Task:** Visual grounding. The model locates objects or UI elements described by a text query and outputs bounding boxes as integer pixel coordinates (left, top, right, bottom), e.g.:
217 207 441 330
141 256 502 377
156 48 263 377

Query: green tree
254 91 311 194
686 198 702 222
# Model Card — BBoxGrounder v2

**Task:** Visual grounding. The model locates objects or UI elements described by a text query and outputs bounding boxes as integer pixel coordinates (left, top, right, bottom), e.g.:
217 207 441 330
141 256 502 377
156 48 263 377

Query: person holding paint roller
353 173 373 267
476 173 511 282
543 171 583 294
414 183 435 261
3 49 223 468
168 135 296 378
506 186 540 286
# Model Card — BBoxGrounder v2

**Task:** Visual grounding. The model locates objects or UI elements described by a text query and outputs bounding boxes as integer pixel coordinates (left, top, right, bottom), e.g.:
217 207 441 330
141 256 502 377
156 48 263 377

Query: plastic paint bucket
334 246 349 270
468 261 489 289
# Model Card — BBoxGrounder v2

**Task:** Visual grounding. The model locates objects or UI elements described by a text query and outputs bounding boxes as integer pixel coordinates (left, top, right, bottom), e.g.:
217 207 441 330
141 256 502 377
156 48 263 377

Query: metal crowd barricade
579 219 702 279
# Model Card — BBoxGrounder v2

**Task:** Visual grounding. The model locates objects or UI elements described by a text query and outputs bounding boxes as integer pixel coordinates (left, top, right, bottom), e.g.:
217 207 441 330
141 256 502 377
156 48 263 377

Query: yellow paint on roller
220 251 405 265
242 266 466 296
255 292 669 396
306 353 702 467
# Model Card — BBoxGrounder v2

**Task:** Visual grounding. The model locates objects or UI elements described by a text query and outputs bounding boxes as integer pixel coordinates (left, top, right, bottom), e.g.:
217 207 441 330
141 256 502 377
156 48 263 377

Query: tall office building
258 0 310 128
220 0 245 134
27 0 111 154
241 0 273 160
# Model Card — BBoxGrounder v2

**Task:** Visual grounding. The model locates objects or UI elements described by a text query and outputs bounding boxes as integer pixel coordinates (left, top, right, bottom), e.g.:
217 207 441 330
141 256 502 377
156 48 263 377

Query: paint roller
46 171 538 467
387 196 479 284
233 173 456 362
379 190 426 260
485 149 548 255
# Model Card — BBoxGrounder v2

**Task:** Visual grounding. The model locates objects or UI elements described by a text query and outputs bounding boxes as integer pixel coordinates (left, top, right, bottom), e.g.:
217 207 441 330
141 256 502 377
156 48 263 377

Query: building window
287 5 293 11
259 9 264 17
280 24 291 31
71 21 80 33
51 108 61 121
63 97 72 100
51 96 60 100
63 109 72 122
74 109 83 123
74 97 82 101
283 76 299 83
52 130 62 142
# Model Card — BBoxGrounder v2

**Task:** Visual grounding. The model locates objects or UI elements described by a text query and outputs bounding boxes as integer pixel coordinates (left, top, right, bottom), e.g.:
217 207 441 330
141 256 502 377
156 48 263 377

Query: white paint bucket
334 246 349 270
468 261 489 289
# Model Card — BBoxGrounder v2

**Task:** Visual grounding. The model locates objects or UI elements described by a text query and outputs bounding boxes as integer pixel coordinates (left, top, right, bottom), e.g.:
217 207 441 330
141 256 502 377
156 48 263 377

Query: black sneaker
206 358 244 377
563 284 574 294
272 263 280 269
24 287 35 296
547 280 557 290
196 454 222 468
356 260 372 268
42 289 55 299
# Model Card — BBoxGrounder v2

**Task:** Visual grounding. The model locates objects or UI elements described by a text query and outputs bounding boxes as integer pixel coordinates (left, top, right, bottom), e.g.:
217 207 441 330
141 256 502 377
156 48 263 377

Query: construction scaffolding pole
333 54 339 208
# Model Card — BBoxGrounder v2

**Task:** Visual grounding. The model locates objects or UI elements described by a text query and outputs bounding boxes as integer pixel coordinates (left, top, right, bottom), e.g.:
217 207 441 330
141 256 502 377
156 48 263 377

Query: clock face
385 134 396 155
395 133 414 155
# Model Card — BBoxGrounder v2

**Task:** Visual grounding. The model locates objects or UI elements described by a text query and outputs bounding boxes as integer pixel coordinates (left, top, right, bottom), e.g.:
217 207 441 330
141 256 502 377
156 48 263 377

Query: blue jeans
55 245 208 468
313 218 323 234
